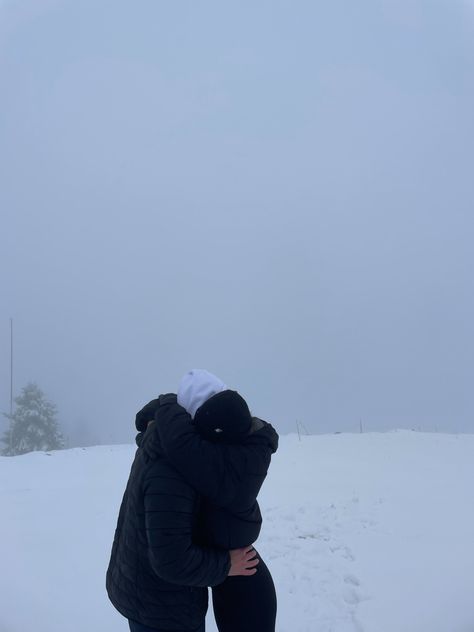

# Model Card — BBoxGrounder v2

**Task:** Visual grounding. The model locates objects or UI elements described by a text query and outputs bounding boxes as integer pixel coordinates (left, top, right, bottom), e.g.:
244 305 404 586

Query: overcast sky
1 0 473 445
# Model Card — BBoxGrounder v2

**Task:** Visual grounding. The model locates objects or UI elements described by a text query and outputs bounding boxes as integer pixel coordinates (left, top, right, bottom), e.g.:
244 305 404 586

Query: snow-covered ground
1 431 473 632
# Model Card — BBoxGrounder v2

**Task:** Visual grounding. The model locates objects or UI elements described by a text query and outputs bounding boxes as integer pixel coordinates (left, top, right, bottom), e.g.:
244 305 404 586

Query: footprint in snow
344 574 360 587
343 587 361 605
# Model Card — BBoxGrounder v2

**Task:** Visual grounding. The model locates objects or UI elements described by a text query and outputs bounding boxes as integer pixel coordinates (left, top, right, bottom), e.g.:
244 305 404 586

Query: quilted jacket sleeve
143 463 230 587
155 401 277 508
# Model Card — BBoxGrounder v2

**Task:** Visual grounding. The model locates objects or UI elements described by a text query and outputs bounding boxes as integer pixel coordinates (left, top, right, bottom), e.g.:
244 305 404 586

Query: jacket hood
246 418 279 454
136 393 179 460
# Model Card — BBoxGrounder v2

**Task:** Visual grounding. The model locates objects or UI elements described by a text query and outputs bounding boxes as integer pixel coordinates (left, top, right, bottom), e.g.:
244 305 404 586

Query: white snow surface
1 431 473 632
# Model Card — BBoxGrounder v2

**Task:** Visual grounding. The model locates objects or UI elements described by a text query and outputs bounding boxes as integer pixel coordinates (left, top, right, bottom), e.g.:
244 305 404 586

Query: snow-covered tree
2 383 64 456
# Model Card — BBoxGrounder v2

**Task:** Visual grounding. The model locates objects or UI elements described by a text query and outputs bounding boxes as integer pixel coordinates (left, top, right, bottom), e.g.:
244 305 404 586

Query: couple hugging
106 369 279 632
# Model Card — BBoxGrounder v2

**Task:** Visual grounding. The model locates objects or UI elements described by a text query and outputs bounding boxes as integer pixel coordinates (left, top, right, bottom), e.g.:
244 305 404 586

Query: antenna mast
9 318 13 454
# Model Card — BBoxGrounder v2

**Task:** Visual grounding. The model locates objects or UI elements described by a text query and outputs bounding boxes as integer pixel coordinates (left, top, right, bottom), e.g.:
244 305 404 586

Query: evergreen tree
2 383 64 456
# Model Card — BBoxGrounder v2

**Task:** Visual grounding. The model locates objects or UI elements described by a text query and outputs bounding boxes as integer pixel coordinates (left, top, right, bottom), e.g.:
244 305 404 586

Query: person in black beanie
155 369 279 632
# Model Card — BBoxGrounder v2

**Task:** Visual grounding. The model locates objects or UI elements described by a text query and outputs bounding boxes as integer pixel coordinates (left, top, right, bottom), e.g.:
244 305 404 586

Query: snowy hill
1 431 473 632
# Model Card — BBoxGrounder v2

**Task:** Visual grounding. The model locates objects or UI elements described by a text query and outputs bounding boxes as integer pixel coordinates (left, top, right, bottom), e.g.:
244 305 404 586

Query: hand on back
228 546 259 576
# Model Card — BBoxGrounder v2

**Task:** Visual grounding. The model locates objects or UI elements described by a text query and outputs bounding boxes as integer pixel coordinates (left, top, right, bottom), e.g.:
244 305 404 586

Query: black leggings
212 551 277 632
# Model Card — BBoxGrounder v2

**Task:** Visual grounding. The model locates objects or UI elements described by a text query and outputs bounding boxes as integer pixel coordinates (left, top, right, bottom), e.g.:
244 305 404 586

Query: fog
1 0 473 446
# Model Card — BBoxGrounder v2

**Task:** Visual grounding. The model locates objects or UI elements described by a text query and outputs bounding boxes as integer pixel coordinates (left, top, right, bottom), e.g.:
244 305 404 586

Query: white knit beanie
177 369 228 419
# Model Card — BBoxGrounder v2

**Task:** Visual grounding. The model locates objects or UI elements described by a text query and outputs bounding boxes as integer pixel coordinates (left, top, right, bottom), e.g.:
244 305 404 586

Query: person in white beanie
156 369 279 632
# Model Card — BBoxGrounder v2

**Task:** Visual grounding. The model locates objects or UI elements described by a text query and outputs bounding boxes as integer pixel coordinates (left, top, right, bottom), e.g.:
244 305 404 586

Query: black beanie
194 390 252 443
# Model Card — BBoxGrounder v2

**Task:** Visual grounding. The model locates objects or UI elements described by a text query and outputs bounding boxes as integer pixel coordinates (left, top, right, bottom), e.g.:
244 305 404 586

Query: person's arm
155 401 246 508
143 466 258 586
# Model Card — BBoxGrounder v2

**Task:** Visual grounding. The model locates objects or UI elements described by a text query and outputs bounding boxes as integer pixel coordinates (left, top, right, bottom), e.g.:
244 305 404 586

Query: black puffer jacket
106 395 230 631
155 397 279 550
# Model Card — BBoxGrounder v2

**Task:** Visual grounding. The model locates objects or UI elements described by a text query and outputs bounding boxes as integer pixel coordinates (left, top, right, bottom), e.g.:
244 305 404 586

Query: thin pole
10 318 13 416
9 318 13 454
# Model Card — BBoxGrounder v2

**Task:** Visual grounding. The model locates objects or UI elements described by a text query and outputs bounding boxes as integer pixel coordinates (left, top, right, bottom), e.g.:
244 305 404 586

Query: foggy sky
1 0 473 445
